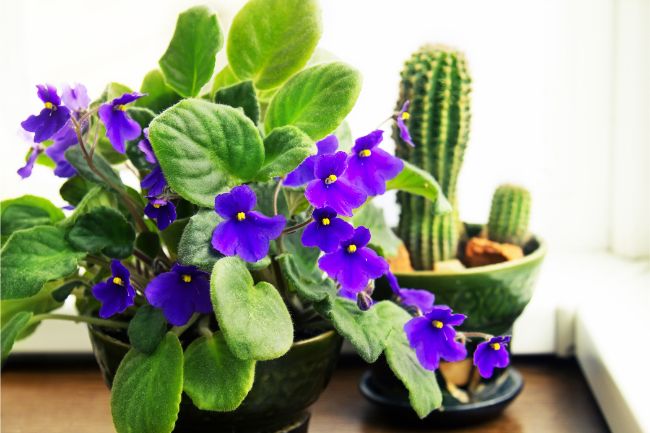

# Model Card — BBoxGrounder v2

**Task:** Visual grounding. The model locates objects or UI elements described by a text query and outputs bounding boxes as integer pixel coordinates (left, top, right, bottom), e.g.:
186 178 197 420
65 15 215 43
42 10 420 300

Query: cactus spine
395 45 472 270
487 184 531 246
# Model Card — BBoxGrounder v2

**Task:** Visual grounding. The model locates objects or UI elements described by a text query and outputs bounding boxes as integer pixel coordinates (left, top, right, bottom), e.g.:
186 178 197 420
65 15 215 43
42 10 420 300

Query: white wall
0 0 623 254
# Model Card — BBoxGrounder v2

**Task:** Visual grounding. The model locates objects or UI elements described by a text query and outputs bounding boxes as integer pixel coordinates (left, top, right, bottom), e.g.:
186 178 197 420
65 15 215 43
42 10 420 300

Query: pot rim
394 234 547 277
88 324 338 350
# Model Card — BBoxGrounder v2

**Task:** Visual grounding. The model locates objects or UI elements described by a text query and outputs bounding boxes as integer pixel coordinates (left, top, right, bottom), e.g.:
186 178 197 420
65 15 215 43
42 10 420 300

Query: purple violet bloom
318 226 388 294
345 130 403 196
141 165 167 197
304 151 367 217
138 128 157 164
474 336 511 378
404 305 467 371
17 143 43 179
284 135 339 187
211 185 286 262
91 260 136 319
45 123 78 178
145 264 212 326
61 83 90 112
396 100 415 147
144 197 177 230
301 207 354 253
98 92 144 153
385 272 435 312
21 84 71 142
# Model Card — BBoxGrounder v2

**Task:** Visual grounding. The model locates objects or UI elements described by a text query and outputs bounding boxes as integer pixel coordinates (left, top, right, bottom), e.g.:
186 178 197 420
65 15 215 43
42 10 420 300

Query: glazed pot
88 326 342 433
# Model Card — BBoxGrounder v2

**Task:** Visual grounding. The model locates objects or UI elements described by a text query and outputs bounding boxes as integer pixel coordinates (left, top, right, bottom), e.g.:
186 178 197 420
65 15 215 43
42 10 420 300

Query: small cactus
394 45 472 269
487 184 531 246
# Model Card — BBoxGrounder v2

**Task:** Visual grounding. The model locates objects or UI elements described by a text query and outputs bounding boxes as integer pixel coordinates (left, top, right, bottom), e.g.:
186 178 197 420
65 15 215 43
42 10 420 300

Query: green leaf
255 126 313 181
386 160 451 214
125 107 157 171
211 257 293 360
352 202 401 257
135 69 181 113
2 281 66 328
1 312 33 360
159 6 223 97
128 306 168 355
67 186 117 224
60 176 91 206
64 146 124 189
377 302 443 418
210 65 240 96
1 195 65 238
333 120 353 152
183 332 255 411
111 333 183 433
149 99 264 207
277 253 335 302
227 0 322 90
214 80 260 124
265 62 362 140
135 232 162 260
66 206 135 258
177 210 222 272
1 226 84 300
316 298 391 363
159 218 188 259
248 182 289 217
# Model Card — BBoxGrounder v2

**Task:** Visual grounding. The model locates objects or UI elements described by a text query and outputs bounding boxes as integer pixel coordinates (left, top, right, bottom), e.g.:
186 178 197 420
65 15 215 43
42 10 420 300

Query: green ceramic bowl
88 326 342 433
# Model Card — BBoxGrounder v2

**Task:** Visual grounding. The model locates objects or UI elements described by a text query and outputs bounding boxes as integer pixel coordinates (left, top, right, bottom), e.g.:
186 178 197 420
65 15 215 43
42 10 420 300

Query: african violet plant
1 1 512 430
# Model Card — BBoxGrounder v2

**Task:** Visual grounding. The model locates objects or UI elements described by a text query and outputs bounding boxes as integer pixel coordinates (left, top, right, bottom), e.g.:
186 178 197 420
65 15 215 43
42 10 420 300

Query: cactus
487 184 531 246
394 45 472 270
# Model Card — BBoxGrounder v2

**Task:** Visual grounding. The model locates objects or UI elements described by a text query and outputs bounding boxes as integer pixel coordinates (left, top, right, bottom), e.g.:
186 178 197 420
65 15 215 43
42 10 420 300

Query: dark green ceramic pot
88 326 342 433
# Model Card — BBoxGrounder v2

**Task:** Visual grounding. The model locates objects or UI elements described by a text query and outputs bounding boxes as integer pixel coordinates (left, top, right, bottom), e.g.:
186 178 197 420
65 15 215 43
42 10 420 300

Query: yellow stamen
347 244 357 253
321 217 330 226
182 274 192 283
359 149 371 158
153 203 161 209
491 343 501 351
115 104 127 111
325 174 337 184
236 212 246 221
432 320 443 329
44 101 55 110
112 277 124 286
401 111 410 120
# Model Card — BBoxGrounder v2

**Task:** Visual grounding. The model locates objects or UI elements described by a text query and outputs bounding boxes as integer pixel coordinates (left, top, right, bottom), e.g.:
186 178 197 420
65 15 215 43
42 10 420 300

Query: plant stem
272 179 283 216
282 217 313 234
171 313 200 337
30 313 128 329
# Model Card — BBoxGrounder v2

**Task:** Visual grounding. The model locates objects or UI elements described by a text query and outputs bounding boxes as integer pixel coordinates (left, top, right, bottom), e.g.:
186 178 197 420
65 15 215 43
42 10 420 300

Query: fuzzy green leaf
386 160 451 214
66 206 135 258
277 253 335 302
352 202 401 257
135 69 181 113
211 257 293 361
183 332 256 411
210 65 240 96
227 0 322 90
60 176 91 207
1 312 33 360
1 195 65 238
111 333 183 433
149 99 264 207
255 126 313 181
265 62 362 140
127 306 168 355
1 226 84 300
159 6 223 97
214 80 260 124
64 146 124 189
177 210 222 272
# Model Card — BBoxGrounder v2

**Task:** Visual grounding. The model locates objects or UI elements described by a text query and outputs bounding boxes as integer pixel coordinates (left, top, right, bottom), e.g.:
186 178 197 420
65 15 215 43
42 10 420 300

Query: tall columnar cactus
487 184 531 246
395 45 472 270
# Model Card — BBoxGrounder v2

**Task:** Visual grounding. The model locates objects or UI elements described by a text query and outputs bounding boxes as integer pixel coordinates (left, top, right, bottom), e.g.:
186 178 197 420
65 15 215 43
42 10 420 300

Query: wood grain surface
1 356 609 433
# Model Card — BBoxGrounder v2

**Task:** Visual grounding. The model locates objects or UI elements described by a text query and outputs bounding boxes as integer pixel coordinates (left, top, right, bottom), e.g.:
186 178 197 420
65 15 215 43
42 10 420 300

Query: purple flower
396 100 415 147
61 83 90 113
45 123 78 178
140 165 167 197
284 135 338 187
385 272 435 312
144 197 177 230
344 130 403 196
138 128 157 165
304 152 367 217
318 227 388 294
21 84 71 142
145 264 212 326
211 185 286 262
301 207 354 253
91 260 136 319
404 305 467 371
474 336 511 378
98 92 143 153
17 143 43 179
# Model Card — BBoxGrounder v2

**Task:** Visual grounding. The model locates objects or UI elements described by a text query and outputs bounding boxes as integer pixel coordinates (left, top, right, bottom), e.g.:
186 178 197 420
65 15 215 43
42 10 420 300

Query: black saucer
360 367 523 428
